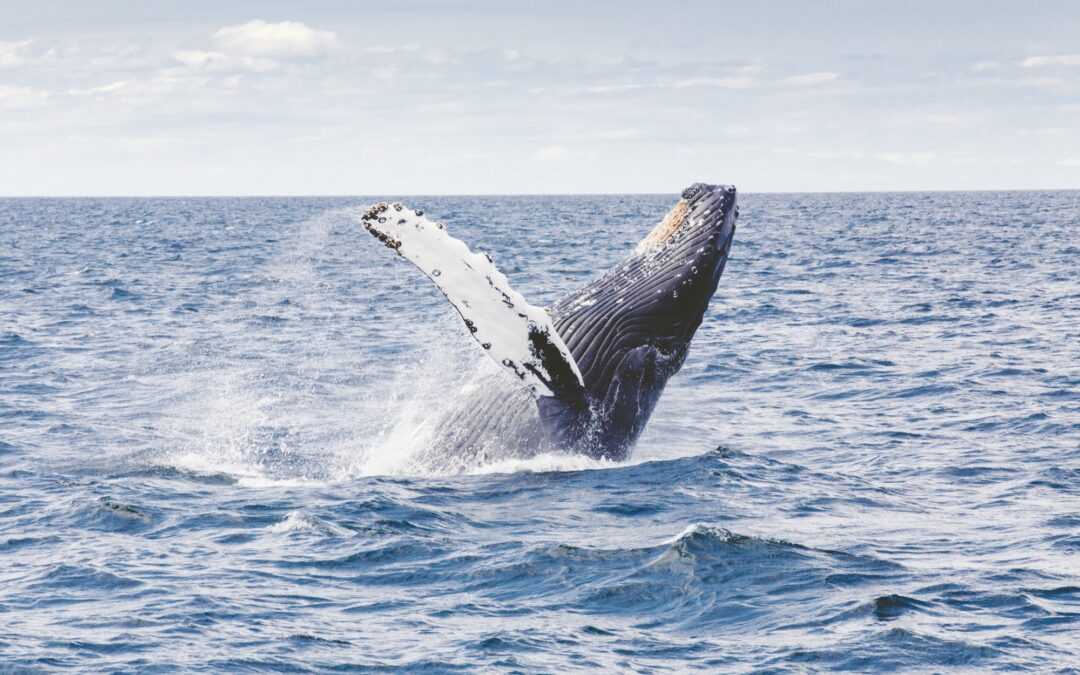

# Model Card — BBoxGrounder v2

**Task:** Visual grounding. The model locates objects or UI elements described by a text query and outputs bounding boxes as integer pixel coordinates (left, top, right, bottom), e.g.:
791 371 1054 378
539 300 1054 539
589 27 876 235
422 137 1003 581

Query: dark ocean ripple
1 192 1078 671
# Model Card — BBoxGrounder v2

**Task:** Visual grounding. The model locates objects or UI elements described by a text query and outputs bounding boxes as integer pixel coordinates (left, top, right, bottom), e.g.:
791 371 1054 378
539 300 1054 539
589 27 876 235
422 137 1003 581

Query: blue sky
1 0 1078 194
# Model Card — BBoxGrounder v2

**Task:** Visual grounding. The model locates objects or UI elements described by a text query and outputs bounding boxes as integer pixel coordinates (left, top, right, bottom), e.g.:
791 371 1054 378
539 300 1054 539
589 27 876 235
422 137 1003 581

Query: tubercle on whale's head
635 199 690 253
637 183 736 250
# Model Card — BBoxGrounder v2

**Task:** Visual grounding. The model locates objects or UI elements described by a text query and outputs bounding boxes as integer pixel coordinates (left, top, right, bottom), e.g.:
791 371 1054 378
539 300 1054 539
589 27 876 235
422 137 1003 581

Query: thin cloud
1056 158 1080 166
672 76 756 89
67 80 130 96
534 145 574 161
213 19 339 58
889 112 984 128
596 128 641 140
364 44 420 55
0 39 33 68
925 113 983 126
575 83 644 94
534 145 594 162
172 49 279 73
877 151 938 167
1022 54 1080 67
781 72 840 86
805 150 866 160
0 83 49 109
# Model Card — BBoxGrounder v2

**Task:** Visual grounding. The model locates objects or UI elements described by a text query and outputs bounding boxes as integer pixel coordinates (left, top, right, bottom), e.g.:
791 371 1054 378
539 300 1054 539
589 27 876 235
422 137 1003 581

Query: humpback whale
362 183 737 471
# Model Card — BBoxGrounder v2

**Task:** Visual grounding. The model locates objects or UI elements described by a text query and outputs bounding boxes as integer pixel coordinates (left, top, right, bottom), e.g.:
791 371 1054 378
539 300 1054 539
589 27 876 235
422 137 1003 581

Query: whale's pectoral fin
361 202 586 401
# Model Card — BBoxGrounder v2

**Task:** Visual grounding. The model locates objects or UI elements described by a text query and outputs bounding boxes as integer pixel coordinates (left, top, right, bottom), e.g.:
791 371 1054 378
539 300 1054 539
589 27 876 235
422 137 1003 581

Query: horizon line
2 187 1078 199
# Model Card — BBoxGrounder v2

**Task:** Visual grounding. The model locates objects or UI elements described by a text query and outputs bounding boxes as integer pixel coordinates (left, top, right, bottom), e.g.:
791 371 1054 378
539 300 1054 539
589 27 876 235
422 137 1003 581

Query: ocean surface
1 192 1078 672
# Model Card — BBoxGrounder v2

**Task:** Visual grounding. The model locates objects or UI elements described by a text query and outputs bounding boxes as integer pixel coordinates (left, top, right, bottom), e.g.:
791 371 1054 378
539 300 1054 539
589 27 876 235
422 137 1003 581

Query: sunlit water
1 193 1078 671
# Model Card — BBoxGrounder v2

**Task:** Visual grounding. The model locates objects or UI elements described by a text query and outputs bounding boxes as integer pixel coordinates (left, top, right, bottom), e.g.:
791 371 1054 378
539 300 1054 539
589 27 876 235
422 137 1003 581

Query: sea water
1 192 1077 670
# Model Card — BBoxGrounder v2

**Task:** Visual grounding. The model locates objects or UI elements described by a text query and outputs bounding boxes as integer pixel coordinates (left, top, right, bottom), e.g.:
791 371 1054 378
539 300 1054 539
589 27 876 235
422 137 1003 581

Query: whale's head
551 183 737 457
629 183 738 350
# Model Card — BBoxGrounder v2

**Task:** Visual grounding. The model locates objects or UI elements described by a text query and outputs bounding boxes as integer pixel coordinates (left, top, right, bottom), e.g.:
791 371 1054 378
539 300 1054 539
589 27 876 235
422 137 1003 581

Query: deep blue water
1 192 1078 672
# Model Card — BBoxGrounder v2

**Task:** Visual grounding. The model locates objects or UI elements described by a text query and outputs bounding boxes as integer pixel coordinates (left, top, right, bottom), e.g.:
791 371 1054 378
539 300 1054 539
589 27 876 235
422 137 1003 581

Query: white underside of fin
361 203 584 398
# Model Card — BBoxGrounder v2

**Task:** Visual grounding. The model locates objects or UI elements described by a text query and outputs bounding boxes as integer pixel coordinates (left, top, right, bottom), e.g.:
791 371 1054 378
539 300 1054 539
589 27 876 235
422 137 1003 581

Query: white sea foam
168 451 319 488
269 511 353 536
463 451 621 475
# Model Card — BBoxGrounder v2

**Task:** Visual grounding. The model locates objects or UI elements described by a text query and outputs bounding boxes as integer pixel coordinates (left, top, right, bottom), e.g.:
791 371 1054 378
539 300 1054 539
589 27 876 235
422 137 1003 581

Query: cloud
1022 54 1080 67
172 49 278 72
67 80 130 96
781 72 840 86
596 128 641 140
364 44 420 55
0 39 33 68
534 146 573 161
371 66 398 80
533 145 595 162
213 19 338 58
970 61 999 72
1056 158 1080 167
877 151 938 166
805 150 866 160
0 83 49 109
574 83 644 94
924 113 983 126
969 74 1066 88
889 112 984 128
673 76 756 89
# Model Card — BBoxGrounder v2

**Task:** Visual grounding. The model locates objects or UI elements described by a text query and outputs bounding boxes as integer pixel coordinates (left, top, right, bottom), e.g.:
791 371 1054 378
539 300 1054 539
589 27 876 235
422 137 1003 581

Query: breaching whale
362 183 737 471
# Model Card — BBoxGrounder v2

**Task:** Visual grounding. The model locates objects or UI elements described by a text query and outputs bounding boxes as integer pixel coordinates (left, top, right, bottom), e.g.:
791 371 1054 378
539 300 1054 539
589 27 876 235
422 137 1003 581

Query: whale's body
362 183 737 471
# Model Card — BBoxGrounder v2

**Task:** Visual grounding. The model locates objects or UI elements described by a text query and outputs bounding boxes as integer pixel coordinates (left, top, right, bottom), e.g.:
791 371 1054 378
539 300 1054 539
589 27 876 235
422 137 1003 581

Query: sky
1 0 1079 195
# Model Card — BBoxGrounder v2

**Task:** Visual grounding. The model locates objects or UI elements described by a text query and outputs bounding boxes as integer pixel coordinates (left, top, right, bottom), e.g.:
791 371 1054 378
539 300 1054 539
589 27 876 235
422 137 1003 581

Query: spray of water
145 207 624 484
